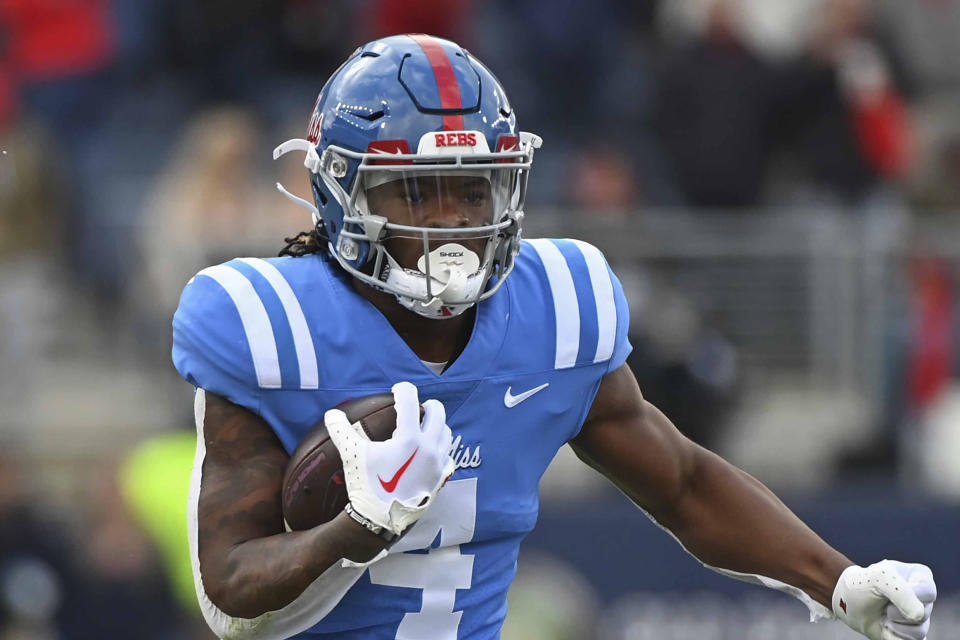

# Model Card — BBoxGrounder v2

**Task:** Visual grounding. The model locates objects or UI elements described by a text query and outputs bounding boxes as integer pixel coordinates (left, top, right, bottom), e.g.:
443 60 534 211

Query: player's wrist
816 558 855 611
344 502 404 544
792 552 854 611
329 510 391 561
831 564 859 619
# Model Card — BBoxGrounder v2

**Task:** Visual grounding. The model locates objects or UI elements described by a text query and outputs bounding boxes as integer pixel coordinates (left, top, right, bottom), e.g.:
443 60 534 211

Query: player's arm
192 390 387 635
197 389 387 614
571 364 935 639
571 363 848 607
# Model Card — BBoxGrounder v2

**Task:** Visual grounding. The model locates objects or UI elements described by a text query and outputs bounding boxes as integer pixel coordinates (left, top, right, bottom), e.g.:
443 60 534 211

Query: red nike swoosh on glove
378 447 419 493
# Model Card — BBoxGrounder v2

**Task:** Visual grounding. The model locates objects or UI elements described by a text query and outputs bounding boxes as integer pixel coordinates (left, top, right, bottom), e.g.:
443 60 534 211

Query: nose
421 195 475 229
426 217 471 230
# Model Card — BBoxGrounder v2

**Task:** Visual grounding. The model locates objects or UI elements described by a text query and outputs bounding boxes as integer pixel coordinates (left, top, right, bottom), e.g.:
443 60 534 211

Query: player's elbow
196 575 277 640
201 577 239 618
201 557 270 619
200 605 272 640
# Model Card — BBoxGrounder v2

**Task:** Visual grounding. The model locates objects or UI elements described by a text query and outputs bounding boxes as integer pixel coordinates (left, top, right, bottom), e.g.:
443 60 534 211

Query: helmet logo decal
435 132 477 147
408 34 464 131
307 102 323 144
495 135 520 164
496 135 519 152
366 139 413 165
417 130 489 155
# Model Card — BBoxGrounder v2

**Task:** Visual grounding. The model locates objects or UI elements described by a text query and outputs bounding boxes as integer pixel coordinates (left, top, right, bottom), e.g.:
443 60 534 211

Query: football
281 393 422 530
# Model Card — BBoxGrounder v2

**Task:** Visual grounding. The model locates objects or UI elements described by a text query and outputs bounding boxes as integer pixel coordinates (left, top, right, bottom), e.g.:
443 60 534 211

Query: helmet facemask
276 132 540 319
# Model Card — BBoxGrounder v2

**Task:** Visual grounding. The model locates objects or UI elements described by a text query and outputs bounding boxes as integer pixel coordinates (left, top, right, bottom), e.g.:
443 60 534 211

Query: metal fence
529 206 958 400
527 207 960 490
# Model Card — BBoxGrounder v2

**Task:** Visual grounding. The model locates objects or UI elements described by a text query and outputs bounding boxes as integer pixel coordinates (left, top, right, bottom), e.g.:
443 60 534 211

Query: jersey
172 238 632 639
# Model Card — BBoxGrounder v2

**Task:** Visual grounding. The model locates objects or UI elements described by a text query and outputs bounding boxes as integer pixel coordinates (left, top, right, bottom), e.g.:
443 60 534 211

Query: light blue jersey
172 239 631 639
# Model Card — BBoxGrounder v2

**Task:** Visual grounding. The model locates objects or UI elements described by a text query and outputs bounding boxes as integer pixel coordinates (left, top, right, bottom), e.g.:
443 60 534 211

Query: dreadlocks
279 223 329 258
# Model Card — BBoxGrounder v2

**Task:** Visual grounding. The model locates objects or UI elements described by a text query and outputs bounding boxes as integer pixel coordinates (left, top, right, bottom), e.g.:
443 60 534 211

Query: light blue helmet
275 34 541 318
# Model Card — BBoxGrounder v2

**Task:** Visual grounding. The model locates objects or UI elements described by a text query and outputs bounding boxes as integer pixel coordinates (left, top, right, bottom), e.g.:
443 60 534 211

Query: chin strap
275 182 320 223
274 139 322 224
273 138 321 172
382 243 486 319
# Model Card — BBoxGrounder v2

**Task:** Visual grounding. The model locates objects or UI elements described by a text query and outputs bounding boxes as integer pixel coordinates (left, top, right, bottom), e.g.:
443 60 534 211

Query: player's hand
833 560 936 640
326 381 455 536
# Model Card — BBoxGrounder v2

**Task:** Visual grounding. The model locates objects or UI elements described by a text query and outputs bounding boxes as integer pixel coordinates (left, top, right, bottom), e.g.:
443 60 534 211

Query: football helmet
274 34 540 318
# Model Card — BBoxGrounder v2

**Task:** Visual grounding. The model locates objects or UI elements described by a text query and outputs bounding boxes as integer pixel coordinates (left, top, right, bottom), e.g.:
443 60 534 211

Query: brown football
281 393 423 531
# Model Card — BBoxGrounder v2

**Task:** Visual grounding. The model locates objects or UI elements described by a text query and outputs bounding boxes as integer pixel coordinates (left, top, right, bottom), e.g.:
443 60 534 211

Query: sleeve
524 237 633 372
562 238 632 372
525 238 634 444
172 267 263 415
605 259 632 374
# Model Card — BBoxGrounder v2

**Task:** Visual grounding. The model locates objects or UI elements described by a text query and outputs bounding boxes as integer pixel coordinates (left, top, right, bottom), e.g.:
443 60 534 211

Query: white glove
833 560 937 640
326 381 456 536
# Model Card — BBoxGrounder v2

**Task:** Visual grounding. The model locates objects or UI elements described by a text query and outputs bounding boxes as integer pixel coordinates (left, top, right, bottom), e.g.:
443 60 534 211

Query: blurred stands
3 0 960 637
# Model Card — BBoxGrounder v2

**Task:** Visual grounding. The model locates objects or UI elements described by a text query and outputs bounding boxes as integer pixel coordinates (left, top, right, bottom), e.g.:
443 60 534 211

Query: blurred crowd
3 0 960 637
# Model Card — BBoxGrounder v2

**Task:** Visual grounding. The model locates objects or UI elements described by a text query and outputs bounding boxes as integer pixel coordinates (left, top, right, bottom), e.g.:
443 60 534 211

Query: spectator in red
0 0 120 295
360 0 475 47
787 0 915 203
0 0 115 133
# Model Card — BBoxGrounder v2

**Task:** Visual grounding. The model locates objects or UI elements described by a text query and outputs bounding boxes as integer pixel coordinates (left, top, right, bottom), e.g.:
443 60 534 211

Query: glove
326 381 455 536
833 560 937 640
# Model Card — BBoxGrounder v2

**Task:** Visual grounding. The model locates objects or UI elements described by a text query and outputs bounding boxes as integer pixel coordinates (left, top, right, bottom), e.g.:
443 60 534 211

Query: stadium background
1 0 960 638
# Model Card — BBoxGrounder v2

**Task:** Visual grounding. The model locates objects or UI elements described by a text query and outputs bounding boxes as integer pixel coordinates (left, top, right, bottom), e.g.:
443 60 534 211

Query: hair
279 223 329 258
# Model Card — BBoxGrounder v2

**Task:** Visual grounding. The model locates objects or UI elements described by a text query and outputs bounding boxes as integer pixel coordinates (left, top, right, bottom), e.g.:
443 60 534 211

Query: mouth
384 231 489 270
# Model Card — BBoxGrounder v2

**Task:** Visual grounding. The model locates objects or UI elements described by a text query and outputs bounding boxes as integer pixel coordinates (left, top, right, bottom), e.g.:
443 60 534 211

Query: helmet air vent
338 105 385 122
356 110 384 122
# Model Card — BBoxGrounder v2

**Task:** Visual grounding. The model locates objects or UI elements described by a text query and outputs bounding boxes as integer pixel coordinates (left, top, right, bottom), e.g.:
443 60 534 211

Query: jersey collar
322 259 510 381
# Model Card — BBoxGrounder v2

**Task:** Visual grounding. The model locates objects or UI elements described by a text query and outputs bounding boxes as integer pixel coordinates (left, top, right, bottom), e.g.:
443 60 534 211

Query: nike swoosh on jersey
504 383 550 408
378 447 419 493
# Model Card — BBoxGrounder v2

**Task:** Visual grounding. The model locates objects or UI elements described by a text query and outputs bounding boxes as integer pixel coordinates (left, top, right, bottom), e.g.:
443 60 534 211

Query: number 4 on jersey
368 478 478 639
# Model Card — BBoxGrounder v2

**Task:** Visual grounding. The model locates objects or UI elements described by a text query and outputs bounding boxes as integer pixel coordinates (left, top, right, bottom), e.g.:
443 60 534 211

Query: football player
172 34 936 640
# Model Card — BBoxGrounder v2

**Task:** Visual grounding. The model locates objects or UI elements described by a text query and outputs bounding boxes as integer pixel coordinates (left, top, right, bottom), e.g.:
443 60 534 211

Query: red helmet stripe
408 34 465 131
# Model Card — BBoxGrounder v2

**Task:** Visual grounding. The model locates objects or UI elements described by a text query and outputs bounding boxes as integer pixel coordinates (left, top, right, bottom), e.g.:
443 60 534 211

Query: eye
401 179 425 205
463 190 487 206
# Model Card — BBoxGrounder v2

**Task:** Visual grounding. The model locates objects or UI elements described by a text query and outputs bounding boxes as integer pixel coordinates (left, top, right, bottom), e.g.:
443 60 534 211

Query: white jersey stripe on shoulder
571 240 617 363
238 258 319 390
528 239 580 369
197 265 282 389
